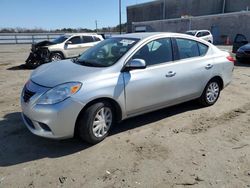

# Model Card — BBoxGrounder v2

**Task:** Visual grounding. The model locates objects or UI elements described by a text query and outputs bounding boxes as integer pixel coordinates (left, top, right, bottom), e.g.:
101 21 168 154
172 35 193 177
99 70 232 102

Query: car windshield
52 35 69 44
76 37 139 67
186 31 196 36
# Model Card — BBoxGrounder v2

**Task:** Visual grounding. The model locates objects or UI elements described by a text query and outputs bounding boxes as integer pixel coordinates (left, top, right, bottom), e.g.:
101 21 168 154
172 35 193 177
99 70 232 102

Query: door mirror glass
123 59 146 71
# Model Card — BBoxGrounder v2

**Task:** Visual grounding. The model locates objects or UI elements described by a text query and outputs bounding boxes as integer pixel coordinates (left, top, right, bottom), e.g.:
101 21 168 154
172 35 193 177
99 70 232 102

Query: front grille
23 87 35 102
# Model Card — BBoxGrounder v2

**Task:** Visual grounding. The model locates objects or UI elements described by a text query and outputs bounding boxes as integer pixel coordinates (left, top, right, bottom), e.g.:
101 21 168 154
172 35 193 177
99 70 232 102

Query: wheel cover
51 54 62 61
206 82 219 103
92 107 112 138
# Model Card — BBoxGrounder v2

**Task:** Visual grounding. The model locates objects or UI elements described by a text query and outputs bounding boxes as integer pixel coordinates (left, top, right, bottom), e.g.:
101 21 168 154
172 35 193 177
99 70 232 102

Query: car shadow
7 64 32 70
0 101 202 167
234 61 250 67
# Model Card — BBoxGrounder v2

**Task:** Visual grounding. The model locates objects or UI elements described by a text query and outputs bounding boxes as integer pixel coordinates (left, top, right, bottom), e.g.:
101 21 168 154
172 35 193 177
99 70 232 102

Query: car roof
186 30 210 33
64 33 101 37
112 32 199 40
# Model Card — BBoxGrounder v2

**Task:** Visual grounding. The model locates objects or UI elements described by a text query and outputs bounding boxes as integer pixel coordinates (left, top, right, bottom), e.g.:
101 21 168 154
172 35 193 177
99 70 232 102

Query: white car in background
186 30 213 43
25 33 104 68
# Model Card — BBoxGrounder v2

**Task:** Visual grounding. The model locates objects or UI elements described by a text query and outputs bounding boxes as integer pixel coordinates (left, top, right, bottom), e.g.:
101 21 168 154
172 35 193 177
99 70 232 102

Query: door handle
205 64 213 69
165 71 176 77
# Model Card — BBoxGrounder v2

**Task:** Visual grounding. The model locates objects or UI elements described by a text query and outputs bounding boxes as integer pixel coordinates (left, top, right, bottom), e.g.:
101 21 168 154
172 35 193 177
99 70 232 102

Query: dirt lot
0 45 250 188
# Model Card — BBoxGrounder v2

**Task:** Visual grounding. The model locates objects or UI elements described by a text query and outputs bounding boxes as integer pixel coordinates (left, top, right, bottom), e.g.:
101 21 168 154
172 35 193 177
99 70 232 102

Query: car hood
239 43 250 50
34 40 54 47
31 59 105 87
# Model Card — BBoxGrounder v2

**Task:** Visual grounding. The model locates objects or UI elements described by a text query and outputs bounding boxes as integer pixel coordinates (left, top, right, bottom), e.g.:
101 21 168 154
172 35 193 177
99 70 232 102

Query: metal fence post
14 35 18 44
47 35 49 40
32 35 34 43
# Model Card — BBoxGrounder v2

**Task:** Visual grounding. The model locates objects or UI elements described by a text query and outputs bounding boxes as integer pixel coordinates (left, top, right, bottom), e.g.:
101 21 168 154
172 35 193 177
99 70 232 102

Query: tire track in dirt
188 103 250 134
171 103 250 135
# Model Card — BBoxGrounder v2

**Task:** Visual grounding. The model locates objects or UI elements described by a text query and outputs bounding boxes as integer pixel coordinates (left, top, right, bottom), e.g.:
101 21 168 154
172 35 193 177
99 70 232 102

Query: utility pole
222 0 226 13
119 0 122 34
95 20 98 32
163 0 166 19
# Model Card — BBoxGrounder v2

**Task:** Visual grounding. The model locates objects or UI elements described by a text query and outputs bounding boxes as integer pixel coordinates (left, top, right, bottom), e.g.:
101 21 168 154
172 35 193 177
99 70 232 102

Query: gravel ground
0 45 250 188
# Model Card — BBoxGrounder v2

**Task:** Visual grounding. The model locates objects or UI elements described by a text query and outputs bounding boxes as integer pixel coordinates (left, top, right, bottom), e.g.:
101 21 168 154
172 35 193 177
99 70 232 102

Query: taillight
226 56 235 63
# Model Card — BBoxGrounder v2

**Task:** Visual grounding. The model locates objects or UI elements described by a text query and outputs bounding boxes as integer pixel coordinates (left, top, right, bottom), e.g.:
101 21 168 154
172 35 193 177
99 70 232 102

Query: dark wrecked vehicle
232 34 250 63
25 34 103 69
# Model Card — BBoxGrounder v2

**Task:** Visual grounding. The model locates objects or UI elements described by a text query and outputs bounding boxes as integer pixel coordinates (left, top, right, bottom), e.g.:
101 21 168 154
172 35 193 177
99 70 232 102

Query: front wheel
199 80 221 106
77 102 114 144
50 53 63 62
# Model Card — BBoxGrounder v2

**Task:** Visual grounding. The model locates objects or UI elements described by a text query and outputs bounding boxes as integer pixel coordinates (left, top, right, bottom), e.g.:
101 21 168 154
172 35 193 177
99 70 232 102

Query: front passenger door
64 36 83 58
123 37 175 116
232 34 248 53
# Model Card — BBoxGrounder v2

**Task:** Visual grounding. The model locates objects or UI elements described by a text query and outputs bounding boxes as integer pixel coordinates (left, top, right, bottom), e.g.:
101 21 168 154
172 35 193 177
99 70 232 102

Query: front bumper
26 50 50 64
21 82 84 139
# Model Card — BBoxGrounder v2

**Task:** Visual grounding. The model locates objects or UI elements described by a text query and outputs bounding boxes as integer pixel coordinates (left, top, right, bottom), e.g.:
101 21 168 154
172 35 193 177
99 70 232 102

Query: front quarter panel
72 71 127 119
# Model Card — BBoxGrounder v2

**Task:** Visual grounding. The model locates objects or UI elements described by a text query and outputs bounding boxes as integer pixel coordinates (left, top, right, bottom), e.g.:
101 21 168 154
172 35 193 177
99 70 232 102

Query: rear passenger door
169 38 213 100
78 36 98 54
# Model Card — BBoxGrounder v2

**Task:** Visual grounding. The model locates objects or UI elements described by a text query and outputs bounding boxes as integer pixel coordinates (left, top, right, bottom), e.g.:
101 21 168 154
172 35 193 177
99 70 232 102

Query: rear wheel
77 102 114 144
199 80 221 106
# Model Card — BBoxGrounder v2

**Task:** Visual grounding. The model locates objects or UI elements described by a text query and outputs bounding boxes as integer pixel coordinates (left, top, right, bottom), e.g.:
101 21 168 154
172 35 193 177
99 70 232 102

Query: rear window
176 38 199 59
176 38 208 59
198 43 209 56
93 36 101 41
83 36 94 43
203 31 210 36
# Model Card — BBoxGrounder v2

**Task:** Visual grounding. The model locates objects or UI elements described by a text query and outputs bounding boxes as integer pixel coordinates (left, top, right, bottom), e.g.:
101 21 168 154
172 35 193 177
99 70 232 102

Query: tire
25 60 42 69
50 53 63 62
77 102 114 144
198 79 221 107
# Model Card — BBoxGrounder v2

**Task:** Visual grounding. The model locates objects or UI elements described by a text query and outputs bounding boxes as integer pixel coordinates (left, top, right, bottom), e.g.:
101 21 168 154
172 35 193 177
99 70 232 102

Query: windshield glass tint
77 38 139 67
52 36 69 44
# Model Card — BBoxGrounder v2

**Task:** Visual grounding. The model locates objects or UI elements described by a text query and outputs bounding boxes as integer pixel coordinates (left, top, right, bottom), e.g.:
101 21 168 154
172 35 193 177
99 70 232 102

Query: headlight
37 82 82 105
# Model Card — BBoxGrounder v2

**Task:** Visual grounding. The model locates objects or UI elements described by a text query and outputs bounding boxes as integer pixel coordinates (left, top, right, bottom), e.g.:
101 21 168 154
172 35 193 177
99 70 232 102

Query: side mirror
65 41 72 45
122 59 146 72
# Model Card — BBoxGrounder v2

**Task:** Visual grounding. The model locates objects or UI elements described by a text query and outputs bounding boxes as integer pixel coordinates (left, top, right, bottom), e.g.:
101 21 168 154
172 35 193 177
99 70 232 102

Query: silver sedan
21 32 234 144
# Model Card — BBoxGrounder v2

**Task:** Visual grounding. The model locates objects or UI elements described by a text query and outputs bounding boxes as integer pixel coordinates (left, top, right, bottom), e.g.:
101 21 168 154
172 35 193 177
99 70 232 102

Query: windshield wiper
76 60 107 67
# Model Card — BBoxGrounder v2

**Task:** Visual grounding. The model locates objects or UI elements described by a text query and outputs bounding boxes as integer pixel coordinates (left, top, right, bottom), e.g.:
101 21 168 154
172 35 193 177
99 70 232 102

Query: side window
132 38 173 66
198 43 209 56
176 38 199 59
203 32 210 36
83 36 94 43
93 36 101 41
196 32 202 37
68 36 82 44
